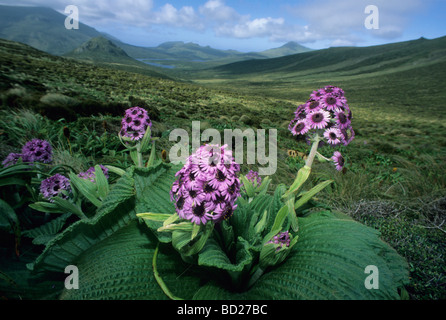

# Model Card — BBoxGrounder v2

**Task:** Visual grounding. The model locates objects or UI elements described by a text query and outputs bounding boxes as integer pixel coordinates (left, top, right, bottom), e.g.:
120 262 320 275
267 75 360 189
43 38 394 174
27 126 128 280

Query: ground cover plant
0 38 444 300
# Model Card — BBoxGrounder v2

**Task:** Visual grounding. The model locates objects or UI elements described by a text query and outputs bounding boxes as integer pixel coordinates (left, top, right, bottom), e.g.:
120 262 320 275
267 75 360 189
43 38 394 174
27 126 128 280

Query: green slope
212 36 446 77
0 5 102 55
62 37 171 79
258 41 313 58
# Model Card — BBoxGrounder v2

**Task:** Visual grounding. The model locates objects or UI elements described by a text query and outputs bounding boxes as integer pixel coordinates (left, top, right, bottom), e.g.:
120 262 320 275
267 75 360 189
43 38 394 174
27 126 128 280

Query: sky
1 0 445 52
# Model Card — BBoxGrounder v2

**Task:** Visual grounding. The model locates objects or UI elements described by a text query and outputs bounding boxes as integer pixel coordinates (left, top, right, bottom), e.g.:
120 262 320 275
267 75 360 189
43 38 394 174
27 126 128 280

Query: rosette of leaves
17 160 409 300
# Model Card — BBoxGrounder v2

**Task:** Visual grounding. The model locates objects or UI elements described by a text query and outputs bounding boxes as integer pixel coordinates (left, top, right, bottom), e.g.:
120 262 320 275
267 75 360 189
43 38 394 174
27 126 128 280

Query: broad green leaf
198 237 253 273
171 222 214 257
27 169 136 272
28 163 179 273
52 197 86 220
22 213 72 242
134 164 181 243
69 172 102 208
256 176 271 196
29 201 65 214
286 196 299 232
136 212 173 222
105 165 126 177
294 180 333 211
60 221 202 300
282 165 311 199
193 211 409 300
146 140 156 167
0 177 27 187
94 164 109 199
0 199 19 232
240 175 255 198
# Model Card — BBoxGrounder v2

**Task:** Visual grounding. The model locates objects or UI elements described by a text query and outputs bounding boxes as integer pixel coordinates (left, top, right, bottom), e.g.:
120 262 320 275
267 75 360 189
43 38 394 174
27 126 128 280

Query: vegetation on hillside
0 35 445 300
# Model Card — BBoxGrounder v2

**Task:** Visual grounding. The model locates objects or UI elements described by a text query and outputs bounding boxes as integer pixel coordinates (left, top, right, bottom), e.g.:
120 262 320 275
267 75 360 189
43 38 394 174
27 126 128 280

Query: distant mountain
213 36 446 77
258 41 312 58
64 36 134 63
0 5 102 55
0 5 311 63
63 37 171 79
111 40 260 61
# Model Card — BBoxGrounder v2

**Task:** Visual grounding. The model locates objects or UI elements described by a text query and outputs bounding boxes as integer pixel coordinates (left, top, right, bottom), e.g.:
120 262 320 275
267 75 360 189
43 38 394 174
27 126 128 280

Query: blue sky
2 0 446 51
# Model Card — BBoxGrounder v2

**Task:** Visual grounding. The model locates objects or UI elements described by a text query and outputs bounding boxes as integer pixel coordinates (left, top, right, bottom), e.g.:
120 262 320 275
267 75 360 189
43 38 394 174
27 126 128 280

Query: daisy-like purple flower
305 99 322 114
120 106 152 141
291 119 310 136
340 126 355 146
40 173 71 202
323 127 342 145
320 94 345 112
335 110 351 129
288 86 354 148
78 165 109 183
22 139 52 164
306 109 331 130
170 144 241 225
2 153 26 167
332 151 345 171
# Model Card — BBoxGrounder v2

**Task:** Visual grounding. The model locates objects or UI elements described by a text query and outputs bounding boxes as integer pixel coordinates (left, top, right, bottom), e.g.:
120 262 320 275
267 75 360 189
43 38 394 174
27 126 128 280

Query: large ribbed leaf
193 211 409 300
60 221 202 300
22 213 72 245
27 163 179 273
133 164 181 243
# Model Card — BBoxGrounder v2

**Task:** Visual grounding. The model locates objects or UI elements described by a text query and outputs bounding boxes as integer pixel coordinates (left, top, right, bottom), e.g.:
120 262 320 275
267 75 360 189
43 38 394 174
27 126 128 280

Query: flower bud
259 231 298 270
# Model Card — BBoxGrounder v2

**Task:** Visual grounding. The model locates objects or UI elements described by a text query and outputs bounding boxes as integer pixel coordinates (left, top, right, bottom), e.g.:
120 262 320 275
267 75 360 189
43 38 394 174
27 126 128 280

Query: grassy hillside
62 36 171 78
0 5 102 55
0 37 445 300
257 41 313 58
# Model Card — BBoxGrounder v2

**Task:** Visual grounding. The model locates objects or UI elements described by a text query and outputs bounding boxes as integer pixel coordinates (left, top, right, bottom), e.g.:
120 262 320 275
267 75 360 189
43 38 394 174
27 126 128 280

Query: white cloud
151 3 203 29
217 17 285 38
288 0 425 45
199 0 240 22
0 0 428 46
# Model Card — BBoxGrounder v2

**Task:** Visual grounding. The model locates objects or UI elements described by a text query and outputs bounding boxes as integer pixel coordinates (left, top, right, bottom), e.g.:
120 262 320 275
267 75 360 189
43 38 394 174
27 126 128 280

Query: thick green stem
305 134 321 168
136 141 143 168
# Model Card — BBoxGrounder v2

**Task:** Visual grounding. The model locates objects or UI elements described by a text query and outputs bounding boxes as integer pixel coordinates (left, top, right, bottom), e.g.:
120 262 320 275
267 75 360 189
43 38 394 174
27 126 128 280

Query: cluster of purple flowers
40 173 71 202
2 139 53 167
120 106 152 141
2 152 24 167
268 231 291 252
288 86 354 147
78 165 109 182
170 144 241 225
245 170 262 186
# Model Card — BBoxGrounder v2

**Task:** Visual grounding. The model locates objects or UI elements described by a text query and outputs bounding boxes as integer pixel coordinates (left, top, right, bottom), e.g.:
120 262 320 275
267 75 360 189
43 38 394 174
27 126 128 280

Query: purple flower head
22 139 52 164
78 165 109 183
2 153 26 167
332 151 345 171
288 86 354 146
323 127 342 145
170 144 241 225
120 106 152 141
267 231 291 252
245 170 262 186
40 173 71 202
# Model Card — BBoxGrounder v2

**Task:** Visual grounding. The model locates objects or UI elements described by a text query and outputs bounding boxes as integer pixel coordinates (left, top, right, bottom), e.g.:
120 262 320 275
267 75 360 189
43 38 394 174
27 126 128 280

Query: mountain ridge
0 5 312 62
